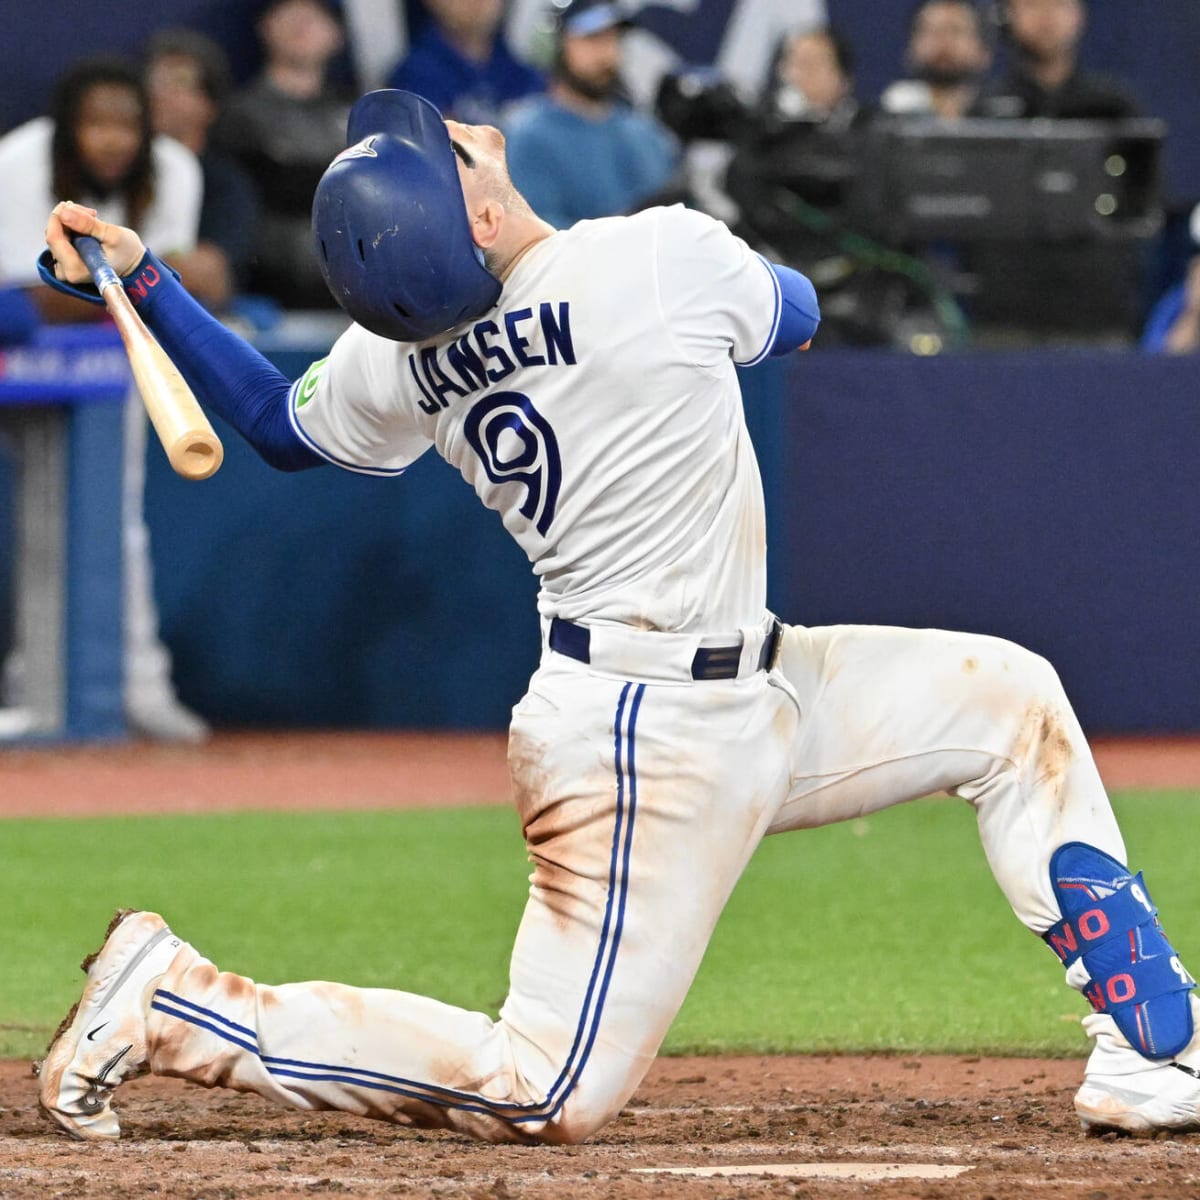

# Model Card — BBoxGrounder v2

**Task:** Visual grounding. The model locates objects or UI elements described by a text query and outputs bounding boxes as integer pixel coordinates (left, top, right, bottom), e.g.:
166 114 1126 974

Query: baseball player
37 88 1199 1144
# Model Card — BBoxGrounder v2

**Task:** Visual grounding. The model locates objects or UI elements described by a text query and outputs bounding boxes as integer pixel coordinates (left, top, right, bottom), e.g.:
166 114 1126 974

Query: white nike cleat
37 909 184 1140
1075 994 1200 1134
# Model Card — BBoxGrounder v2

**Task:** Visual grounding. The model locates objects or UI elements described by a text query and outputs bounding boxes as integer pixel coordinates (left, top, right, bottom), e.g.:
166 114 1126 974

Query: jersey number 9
464 392 562 536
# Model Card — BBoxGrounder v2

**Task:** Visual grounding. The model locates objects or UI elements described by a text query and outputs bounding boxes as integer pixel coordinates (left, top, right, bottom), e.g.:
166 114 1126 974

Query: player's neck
495 216 556 281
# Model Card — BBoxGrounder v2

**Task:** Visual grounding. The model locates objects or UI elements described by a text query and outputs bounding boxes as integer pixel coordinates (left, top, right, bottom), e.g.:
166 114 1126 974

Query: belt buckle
690 638 744 681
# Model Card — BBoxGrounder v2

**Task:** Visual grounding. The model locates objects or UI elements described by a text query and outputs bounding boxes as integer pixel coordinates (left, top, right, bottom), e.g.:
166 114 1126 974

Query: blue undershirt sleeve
124 252 323 472
765 261 820 356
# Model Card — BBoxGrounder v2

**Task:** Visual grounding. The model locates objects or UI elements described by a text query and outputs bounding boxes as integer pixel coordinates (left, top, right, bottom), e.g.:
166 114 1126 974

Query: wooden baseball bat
73 235 223 481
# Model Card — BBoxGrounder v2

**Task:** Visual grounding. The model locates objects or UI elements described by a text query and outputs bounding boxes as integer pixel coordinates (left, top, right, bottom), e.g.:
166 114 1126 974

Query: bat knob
169 433 224 481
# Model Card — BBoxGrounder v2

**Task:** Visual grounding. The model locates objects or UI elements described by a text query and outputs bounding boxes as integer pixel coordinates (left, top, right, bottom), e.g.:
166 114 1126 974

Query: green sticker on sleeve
295 356 329 409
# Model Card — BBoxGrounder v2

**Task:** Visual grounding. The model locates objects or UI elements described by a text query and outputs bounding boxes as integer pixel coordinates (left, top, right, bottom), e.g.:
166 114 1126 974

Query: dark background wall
776 351 1200 735
127 353 1200 735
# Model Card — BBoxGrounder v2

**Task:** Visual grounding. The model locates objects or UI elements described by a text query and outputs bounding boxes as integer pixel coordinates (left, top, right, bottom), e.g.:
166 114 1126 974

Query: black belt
548 617 783 681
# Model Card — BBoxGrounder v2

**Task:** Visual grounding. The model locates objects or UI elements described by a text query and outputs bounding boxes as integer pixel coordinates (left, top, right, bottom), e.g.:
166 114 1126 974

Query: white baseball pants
146 623 1124 1142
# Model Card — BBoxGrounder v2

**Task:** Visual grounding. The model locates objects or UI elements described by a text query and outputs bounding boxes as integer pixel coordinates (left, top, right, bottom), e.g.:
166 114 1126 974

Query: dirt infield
5 1054 1198 1199
2 730 1198 819
0 732 511 818
2 732 1199 1198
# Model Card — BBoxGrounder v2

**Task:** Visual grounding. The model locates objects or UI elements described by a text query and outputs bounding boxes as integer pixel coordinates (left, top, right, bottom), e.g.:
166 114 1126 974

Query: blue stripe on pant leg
150 682 647 1125
154 989 258 1040
535 682 646 1122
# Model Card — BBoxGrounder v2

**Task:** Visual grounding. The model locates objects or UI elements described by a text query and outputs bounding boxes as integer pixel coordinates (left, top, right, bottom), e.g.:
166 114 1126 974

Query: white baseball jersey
289 205 783 634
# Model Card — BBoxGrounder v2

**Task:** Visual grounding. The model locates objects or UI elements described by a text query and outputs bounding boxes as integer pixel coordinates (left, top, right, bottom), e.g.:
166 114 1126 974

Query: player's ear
469 199 505 252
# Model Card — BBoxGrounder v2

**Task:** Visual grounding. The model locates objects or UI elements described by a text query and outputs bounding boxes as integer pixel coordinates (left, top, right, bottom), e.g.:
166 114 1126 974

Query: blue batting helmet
312 90 502 342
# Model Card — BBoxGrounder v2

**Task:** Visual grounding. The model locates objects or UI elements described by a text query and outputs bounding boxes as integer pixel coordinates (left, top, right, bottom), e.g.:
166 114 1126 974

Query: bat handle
72 234 123 294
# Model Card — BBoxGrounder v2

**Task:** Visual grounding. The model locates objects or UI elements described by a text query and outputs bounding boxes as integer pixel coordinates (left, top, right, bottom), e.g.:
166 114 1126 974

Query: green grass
4 793 1197 1061
679 791 1200 1057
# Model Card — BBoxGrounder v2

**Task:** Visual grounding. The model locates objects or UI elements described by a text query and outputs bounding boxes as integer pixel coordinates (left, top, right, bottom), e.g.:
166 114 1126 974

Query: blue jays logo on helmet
312 90 503 343
331 137 379 165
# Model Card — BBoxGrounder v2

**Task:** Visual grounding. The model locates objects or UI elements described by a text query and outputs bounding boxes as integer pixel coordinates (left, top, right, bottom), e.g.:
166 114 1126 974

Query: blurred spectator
213 0 352 308
0 58 201 319
874 2 995 340
504 0 678 229
965 0 1146 343
616 0 826 111
881 0 993 120
386 0 544 124
1142 207 1200 353
144 29 260 316
0 56 209 742
766 26 862 127
652 25 867 217
692 27 967 349
720 27 867 260
974 0 1140 120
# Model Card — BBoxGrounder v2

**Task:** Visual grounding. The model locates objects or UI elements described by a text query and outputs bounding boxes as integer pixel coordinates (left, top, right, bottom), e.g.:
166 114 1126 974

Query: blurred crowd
0 0 1193 743
1 0 1196 354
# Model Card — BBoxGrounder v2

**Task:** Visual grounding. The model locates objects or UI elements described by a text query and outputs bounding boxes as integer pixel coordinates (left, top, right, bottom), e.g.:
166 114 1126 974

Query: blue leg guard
1047 842 1196 1058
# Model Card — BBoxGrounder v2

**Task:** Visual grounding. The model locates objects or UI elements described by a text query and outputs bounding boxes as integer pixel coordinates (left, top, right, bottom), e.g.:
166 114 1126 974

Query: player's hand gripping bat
73 234 223 481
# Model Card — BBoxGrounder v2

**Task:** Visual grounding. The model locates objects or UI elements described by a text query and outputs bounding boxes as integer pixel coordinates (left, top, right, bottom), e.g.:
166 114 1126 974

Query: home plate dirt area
2 732 1199 1198
3 1055 1199 1199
